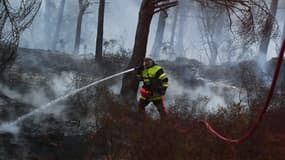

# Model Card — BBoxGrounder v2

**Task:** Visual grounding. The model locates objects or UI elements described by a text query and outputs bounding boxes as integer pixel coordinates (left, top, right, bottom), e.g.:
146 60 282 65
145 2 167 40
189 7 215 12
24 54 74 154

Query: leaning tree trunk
120 0 177 104
52 0 65 50
258 0 278 56
120 1 154 102
151 10 167 58
95 0 105 63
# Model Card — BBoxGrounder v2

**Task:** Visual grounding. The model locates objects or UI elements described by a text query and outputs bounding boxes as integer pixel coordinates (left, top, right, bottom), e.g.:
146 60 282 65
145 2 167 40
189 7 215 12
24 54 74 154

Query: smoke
0 72 75 131
19 0 141 54
48 72 75 97
0 84 23 101
44 72 75 117
103 0 140 50
108 79 122 95
254 53 273 86
105 71 245 115
0 123 20 135
18 0 285 65
1 72 74 107
22 88 50 106
256 53 268 73
164 75 245 112
138 73 245 119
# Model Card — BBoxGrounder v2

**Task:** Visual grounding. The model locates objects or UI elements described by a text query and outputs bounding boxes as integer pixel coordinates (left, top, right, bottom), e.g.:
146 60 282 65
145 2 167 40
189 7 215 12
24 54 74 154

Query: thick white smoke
0 72 75 133
1 72 74 109
164 75 246 112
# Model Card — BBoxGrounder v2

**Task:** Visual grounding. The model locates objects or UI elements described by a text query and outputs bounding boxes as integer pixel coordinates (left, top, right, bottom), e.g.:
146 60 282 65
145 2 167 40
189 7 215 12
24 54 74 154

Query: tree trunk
258 0 278 55
176 3 186 56
52 0 65 50
0 13 8 39
120 0 155 102
198 1 225 65
1 0 40 75
208 41 218 65
210 10 225 65
151 10 167 58
95 0 105 63
170 7 178 50
281 19 285 40
44 0 53 50
74 9 84 54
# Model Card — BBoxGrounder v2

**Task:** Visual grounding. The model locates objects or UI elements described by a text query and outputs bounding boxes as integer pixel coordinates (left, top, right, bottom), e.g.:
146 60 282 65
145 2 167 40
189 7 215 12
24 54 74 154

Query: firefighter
136 57 169 119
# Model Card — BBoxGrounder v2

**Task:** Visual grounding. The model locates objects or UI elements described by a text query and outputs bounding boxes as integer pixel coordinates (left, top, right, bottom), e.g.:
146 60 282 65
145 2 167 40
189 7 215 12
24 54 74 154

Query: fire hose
201 38 285 143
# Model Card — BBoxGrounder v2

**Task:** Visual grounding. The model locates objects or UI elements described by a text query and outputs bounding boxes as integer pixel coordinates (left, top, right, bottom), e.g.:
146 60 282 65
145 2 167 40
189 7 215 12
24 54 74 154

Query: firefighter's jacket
137 64 168 101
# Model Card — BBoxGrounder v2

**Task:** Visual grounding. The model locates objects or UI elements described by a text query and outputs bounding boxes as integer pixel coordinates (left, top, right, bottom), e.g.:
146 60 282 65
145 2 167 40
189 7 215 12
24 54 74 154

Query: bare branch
0 0 41 74
153 1 178 15
154 1 177 9
196 0 279 47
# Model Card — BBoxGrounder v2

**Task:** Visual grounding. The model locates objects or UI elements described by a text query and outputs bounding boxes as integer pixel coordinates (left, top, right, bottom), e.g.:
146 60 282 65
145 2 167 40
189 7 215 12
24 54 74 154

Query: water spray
0 68 135 131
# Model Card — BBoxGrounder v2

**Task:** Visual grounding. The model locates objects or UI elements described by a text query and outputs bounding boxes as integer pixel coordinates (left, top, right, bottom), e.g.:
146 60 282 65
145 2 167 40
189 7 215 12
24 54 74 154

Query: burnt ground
0 48 285 159
1 49 129 160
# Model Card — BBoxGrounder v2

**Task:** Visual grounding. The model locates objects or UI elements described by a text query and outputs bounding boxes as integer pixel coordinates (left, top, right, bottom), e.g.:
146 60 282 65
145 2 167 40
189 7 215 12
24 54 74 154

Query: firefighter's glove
135 65 144 72
140 88 151 98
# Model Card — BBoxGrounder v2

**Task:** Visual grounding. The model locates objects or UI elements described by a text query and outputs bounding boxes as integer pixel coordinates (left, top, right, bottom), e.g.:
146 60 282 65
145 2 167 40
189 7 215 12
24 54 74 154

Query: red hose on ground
202 38 285 143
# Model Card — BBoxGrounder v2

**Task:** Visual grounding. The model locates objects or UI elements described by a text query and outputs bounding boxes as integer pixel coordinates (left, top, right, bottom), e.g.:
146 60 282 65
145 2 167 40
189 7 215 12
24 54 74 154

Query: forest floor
0 48 285 159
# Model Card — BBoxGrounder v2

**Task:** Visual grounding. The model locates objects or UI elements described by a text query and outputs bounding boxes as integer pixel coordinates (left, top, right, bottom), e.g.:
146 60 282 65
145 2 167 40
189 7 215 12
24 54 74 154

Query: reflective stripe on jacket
138 64 168 101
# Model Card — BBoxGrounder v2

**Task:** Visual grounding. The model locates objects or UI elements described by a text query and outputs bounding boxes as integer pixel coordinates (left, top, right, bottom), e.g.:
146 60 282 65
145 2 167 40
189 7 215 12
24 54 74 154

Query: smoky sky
17 0 285 64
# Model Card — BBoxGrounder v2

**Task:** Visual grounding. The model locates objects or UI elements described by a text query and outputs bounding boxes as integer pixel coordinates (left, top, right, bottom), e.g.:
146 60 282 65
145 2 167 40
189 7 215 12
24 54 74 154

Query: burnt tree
44 0 55 49
120 0 276 103
74 0 90 54
151 9 168 58
198 1 226 65
95 0 105 63
195 0 278 62
176 0 187 56
258 0 279 56
52 0 66 50
0 0 41 76
120 0 177 102
170 6 178 51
